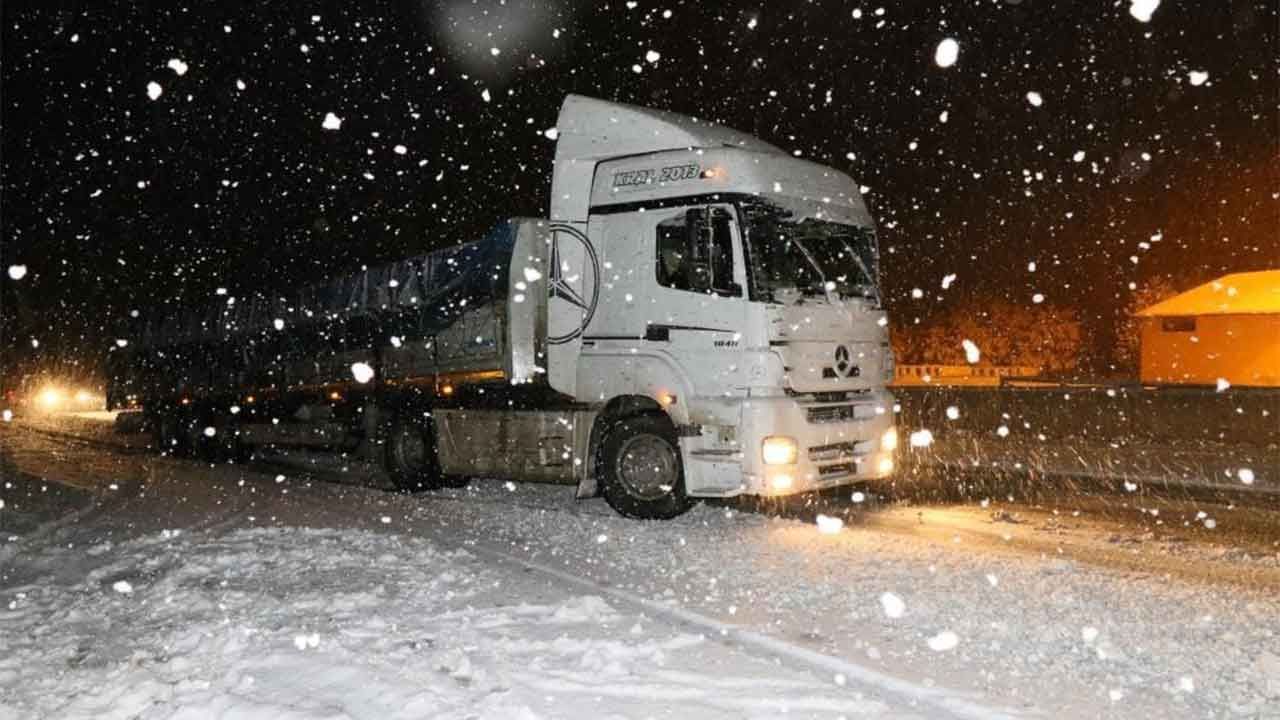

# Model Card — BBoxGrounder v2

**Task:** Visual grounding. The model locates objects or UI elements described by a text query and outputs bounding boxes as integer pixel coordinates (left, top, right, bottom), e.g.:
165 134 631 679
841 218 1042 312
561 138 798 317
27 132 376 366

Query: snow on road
2 415 1280 719
1 522 904 719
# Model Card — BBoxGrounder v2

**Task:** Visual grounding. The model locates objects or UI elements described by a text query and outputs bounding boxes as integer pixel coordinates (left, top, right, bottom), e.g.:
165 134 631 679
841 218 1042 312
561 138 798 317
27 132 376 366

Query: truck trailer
108 95 899 519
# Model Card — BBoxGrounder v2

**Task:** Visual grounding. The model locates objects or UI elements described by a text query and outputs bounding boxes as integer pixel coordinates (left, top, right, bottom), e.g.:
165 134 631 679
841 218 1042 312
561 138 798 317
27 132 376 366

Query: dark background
2 0 1276 383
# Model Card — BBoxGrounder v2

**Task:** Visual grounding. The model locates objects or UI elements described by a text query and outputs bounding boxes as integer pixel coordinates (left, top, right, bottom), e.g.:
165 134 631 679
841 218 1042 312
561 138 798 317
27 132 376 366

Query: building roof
1137 270 1280 317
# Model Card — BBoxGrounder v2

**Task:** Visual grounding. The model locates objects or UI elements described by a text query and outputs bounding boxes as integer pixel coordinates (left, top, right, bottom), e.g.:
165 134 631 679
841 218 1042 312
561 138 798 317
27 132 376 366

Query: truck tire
384 411 449 492
153 412 188 457
599 413 692 519
230 427 255 464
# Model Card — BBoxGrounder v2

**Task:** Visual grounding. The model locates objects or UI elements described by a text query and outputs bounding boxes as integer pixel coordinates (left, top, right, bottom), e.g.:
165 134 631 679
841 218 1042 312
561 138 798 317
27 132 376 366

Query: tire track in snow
460 540 1030 720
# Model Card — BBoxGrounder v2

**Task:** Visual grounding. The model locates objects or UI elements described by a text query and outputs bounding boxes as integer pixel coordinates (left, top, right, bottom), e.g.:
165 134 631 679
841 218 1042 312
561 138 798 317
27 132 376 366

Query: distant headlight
761 436 799 465
881 427 899 452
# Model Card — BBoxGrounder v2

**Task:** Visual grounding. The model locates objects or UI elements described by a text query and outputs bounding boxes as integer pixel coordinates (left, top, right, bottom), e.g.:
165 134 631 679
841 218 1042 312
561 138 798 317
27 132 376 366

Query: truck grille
818 462 858 477
808 440 873 463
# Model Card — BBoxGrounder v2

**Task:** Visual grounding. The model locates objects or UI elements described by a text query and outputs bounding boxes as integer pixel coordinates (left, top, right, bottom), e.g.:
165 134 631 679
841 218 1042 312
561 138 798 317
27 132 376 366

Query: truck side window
655 207 740 296
656 215 692 291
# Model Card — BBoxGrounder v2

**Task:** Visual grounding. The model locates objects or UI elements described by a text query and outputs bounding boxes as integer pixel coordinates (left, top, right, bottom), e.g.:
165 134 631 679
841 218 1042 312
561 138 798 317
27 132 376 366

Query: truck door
648 202 749 394
544 220 600 397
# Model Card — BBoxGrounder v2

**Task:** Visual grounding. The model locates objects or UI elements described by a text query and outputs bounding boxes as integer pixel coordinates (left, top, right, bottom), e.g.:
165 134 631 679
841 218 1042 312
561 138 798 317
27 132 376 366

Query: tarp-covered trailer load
118 219 556 405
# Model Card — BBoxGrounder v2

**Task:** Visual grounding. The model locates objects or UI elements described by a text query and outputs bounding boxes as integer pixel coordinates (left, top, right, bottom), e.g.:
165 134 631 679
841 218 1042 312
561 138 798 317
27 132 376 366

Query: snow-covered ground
2 414 1279 719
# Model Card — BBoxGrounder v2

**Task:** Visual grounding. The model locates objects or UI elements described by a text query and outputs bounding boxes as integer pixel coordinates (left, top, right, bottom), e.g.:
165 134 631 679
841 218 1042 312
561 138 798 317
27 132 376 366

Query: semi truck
108 95 898 519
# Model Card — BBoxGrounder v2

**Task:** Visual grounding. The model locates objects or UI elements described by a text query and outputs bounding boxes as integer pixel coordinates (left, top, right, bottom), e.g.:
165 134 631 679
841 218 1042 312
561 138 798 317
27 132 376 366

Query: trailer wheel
153 412 188 457
384 411 448 492
599 413 692 520
193 420 233 464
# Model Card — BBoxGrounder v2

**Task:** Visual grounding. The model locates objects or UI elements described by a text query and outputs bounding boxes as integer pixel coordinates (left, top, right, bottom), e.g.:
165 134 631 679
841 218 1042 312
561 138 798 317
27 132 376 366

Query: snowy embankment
895 387 1278 497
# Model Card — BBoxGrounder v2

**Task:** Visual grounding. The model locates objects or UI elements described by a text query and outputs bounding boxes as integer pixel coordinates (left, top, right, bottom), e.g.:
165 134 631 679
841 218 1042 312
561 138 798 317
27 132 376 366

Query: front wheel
599 414 692 519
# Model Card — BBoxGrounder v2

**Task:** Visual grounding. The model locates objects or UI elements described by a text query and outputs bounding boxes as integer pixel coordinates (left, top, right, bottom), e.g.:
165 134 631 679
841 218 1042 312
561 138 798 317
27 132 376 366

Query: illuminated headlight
877 456 895 475
771 474 794 491
761 436 799 465
881 427 899 452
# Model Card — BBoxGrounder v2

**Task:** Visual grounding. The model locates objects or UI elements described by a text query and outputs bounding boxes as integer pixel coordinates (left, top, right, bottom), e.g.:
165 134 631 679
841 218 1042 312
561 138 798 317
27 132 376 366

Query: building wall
1140 314 1280 387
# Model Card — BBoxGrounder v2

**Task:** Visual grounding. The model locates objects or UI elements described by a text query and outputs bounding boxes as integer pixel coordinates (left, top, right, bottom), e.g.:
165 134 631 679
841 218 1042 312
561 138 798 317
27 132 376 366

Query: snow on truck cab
111 94 898 519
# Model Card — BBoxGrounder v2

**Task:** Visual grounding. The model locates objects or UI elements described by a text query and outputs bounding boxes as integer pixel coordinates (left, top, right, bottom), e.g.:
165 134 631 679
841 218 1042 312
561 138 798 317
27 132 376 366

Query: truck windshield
741 200 880 305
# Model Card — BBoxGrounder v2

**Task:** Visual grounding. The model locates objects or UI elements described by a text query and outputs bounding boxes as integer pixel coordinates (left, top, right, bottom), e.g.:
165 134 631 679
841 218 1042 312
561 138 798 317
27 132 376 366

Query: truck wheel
153 412 187 457
384 412 447 492
194 422 231 464
230 428 255 464
599 413 692 520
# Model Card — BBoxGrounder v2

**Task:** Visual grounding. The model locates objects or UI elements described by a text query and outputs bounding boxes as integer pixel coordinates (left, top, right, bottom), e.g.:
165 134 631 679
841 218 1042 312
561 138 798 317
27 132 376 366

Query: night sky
2 0 1276 380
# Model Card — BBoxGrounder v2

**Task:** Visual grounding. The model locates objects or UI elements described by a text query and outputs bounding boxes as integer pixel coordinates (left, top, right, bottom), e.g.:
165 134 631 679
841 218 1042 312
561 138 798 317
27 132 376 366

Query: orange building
1136 270 1280 387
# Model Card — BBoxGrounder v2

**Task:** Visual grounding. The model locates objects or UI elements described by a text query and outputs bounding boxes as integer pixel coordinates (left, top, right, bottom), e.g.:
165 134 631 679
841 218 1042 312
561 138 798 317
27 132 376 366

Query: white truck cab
520 95 897 514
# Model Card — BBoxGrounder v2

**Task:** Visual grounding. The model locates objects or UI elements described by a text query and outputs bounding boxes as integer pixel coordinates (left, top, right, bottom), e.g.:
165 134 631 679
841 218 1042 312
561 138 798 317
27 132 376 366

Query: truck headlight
881 427 898 452
761 436 799 465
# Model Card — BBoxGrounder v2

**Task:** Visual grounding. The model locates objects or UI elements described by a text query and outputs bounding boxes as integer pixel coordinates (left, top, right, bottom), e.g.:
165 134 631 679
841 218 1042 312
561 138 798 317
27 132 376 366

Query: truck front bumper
738 391 897 497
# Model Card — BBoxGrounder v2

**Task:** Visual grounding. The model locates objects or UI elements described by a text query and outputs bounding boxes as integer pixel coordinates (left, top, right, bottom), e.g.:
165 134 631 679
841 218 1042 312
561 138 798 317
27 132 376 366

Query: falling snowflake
1128 0 1160 23
1188 70 1209 86
167 58 189 76
909 429 934 448
945 406 960 420
880 592 905 618
321 112 343 131
934 38 959 68
351 362 375 383
7 265 27 280
112 580 134 595
146 81 163 100
1026 91 1043 107
293 633 320 650
816 514 843 534
645 49 661 63
962 339 980 364
1237 468 1255 485
927 631 959 651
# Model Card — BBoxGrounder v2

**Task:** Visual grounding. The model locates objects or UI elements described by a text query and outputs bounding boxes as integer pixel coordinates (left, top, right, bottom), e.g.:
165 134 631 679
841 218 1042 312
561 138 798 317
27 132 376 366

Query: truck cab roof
550 95 870 228
550 94 785 223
